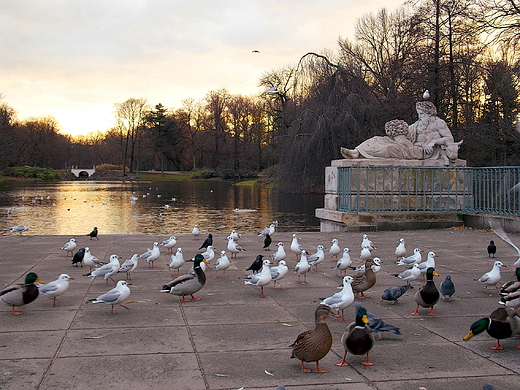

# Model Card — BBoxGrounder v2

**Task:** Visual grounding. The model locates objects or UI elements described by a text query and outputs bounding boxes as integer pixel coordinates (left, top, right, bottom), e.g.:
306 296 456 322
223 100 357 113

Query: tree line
1 0 519 192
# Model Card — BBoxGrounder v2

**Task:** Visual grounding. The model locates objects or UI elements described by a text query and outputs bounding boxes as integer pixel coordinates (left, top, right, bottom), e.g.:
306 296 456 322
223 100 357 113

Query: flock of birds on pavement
2 220 520 376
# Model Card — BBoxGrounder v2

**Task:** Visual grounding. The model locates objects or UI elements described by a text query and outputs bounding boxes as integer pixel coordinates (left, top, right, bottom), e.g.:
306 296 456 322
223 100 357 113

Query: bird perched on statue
439 274 455 301
263 233 272 251
355 302 400 340
487 240 497 258
60 238 77 257
198 233 213 250
410 267 440 316
381 285 414 305
71 247 86 267
87 227 98 240
38 274 74 307
247 255 264 274
89 280 131 314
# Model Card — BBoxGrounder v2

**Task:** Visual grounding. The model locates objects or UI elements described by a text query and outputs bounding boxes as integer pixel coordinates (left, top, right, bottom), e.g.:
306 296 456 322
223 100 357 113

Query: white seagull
118 254 139 280
333 248 353 275
294 250 311 284
361 234 376 250
271 242 287 262
139 242 161 268
83 247 103 271
290 234 304 260
245 259 272 297
354 257 382 274
201 245 216 265
270 260 288 289
320 276 355 322
214 250 231 279
168 248 185 276
89 280 131 314
360 244 372 261
87 254 120 285
227 236 246 259
396 264 421 285
417 251 436 279
38 274 74 307
477 261 506 293
60 238 77 257
329 239 341 259
258 223 276 237
396 248 422 266
192 225 200 239
161 236 177 253
394 238 406 259
307 245 325 270
229 229 241 241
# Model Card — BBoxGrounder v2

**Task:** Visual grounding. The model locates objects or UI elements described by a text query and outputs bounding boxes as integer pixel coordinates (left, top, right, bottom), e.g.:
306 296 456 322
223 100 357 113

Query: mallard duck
290 304 336 373
38 273 74 307
477 261 505 293
1 272 43 315
463 306 520 350
351 259 376 298
499 267 520 295
320 276 355 322
161 254 208 301
335 306 375 366
410 267 440 316
89 280 131 314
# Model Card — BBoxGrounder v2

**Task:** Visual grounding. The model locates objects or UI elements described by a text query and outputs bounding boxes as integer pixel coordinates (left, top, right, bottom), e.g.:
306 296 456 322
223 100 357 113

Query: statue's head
416 101 437 116
385 119 409 137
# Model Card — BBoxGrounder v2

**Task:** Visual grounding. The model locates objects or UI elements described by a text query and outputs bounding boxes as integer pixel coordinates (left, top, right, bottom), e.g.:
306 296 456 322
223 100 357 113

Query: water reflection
0 181 322 235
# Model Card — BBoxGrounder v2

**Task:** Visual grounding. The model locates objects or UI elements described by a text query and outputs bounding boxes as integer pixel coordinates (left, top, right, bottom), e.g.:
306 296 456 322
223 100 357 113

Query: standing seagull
477 261 505 293
214 250 231 279
272 242 287 262
396 248 422 266
227 236 246 259
258 223 276 237
270 260 289 289
39 274 74 307
361 234 376 250
61 238 77 257
87 227 98 240
394 263 422 285
359 245 372 261
308 245 325 270
320 276 355 322
168 248 185 277
200 245 216 266
161 236 177 253
295 250 311 284
394 238 406 259
139 242 161 268
89 280 131 314
192 225 200 239
83 247 103 271
290 234 304 260
86 254 120 285
333 248 352 275
329 239 341 260
118 254 139 280
245 259 272 297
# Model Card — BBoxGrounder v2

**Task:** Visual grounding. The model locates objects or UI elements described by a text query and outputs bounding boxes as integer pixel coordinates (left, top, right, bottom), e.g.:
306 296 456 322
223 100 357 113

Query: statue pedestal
316 158 467 231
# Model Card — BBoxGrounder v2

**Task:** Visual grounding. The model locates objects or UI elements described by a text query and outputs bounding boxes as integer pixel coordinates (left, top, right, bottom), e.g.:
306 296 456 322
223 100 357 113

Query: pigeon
270 260 289 289
168 248 185 276
118 254 139 280
329 239 341 259
381 285 414 304
396 248 422 266
320 276 355 321
192 225 200 239
87 227 98 240
86 254 121 285
394 264 422 285
263 234 272 251
161 236 177 253
477 261 505 293
271 242 287 262
139 242 161 268
89 280 131 314
333 248 352 275
38 274 74 307
307 245 325 270
83 247 103 271
394 238 406 259
290 234 304 260
355 302 400 339
489 218 520 266
60 238 77 257
214 250 231 279
361 234 376 250
246 255 264 274
437 273 455 301
245 259 272 297
198 233 213 250
487 240 496 257
71 247 86 267
227 236 246 258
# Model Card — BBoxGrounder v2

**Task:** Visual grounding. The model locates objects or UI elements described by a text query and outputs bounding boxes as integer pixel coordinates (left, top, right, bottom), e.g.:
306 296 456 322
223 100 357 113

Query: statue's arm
424 118 454 153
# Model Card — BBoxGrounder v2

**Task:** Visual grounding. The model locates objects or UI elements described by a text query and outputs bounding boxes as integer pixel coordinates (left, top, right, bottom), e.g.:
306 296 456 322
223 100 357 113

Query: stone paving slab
1 229 520 389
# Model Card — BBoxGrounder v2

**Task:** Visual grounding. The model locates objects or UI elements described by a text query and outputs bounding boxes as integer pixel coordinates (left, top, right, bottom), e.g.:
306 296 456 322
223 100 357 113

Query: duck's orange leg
334 351 349 367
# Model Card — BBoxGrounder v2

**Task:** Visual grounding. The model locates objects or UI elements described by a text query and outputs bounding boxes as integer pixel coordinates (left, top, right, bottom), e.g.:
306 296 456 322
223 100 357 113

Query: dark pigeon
381 285 414 304
487 240 496 257
440 274 455 301
87 227 98 240
263 234 272 251
246 255 264 274
198 233 213 250
71 247 86 267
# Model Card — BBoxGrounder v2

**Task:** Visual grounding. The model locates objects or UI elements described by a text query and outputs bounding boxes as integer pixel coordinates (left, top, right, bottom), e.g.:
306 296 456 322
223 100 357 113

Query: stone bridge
71 166 96 178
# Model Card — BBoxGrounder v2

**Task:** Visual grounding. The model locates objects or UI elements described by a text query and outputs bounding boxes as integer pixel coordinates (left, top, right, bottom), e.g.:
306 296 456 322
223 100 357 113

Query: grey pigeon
381 285 414 304
355 302 401 339
440 274 455 301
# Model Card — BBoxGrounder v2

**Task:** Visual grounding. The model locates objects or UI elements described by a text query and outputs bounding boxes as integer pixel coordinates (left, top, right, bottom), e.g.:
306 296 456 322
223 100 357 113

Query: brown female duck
351 259 376 298
410 267 440 316
290 304 336 373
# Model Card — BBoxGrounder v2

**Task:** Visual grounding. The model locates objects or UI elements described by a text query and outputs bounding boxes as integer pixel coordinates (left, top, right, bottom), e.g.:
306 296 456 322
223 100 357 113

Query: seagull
245 259 272 297
10 225 28 233
487 240 496 257
271 242 287 262
252 49 260 53
229 229 241 241
394 238 406 259
200 245 216 265
307 245 325 270
270 260 288 289
294 250 311 284
192 225 200 239
161 236 177 253
417 251 436 278
361 234 376 250
86 254 121 285
258 223 276 237
290 234 304 260
139 242 161 268
89 280 131 314
332 248 352 275
227 236 246 259
87 227 98 240
353 257 382 274
168 248 185 276
355 302 400 340
320 276 355 322
60 238 77 257
83 247 103 271
439 274 455 301
263 234 272 251
198 233 213 250
246 255 264 274
489 219 520 266
477 261 505 293
214 250 231 279
360 244 372 261
71 247 86 267
118 254 139 280
394 264 422 285
423 89 430 100
381 285 414 304
329 239 341 259
38 274 74 307
396 248 422 266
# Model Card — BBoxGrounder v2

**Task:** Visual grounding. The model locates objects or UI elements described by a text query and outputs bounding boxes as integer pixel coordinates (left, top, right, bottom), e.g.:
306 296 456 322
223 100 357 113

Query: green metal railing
337 166 520 215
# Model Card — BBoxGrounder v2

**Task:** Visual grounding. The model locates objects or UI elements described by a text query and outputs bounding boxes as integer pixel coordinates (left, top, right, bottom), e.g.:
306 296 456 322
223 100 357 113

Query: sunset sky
1 0 402 136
